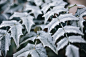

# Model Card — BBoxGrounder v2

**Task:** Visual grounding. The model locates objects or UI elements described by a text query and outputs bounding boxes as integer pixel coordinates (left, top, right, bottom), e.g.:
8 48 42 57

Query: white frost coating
24 5 42 18
9 12 28 19
78 12 86 32
69 36 86 43
37 31 57 54
13 43 48 57
57 38 68 51
21 16 34 34
53 26 83 43
0 20 23 47
45 13 79 32
66 44 79 57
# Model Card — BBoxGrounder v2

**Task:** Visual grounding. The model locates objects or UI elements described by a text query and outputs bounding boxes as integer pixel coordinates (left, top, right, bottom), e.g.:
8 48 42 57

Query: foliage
0 0 86 57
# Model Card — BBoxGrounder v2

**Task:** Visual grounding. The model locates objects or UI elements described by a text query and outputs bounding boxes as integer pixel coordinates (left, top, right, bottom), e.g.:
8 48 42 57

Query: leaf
20 32 37 44
56 38 68 51
41 2 59 14
56 35 86 52
45 14 79 32
43 6 67 24
24 5 42 18
52 26 83 43
0 0 7 4
27 0 34 2
0 50 1 56
0 41 2 56
0 29 11 57
9 12 28 19
2 3 11 14
0 20 23 47
13 43 48 57
78 12 86 32
37 31 57 54
21 15 34 34
66 44 79 57
7 5 23 14
41 0 67 14
68 36 86 43
20 36 36 45
34 0 43 6
75 7 86 17
44 0 52 3
9 12 34 34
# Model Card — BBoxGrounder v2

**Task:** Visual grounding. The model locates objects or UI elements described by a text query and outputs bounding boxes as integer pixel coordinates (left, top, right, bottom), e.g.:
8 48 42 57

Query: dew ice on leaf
52 26 83 43
20 36 37 45
9 12 28 19
41 2 60 14
13 43 48 57
43 6 67 24
34 0 43 6
0 20 23 47
56 36 86 52
78 12 86 32
2 0 19 14
7 5 24 14
27 0 34 2
9 12 34 34
44 0 52 3
66 44 79 57
68 36 86 43
45 14 79 32
0 29 11 56
20 15 34 34
37 31 57 54
0 0 7 4
24 5 42 18
41 0 67 14
56 38 68 52
75 7 86 17
20 32 37 44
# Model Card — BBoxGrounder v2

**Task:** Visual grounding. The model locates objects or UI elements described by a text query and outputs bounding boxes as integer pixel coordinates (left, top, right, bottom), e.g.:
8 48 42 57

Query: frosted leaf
78 12 86 32
34 0 43 6
56 38 68 51
20 36 36 45
66 44 79 57
0 29 11 56
69 36 86 43
53 26 83 43
0 20 23 47
75 7 86 17
9 12 34 34
9 12 28 19
43 7 67 24
41 0 67 14
21 15 34 34
45 14 79 32
0 50 1 56
24 5 42 18
37 31 57 54
13 43 48 57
